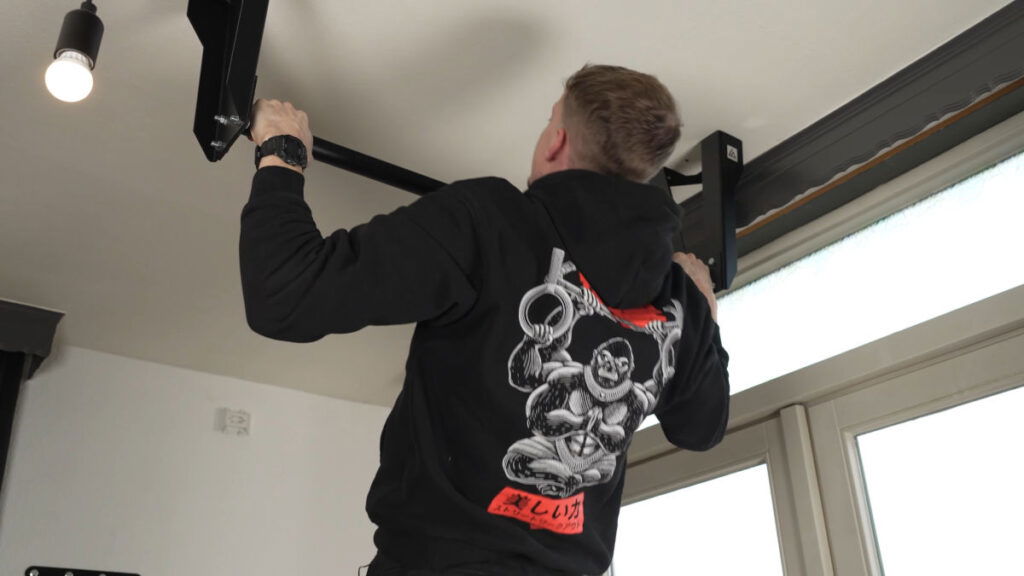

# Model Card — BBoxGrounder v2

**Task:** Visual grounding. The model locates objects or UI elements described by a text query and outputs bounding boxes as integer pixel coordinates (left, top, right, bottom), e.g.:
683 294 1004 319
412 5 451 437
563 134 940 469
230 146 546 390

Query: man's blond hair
563 64 681 183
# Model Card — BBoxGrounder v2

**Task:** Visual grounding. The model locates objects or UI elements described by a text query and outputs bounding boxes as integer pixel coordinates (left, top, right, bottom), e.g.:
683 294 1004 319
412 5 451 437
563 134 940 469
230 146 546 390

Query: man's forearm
240 167 333 342
259 154 304 174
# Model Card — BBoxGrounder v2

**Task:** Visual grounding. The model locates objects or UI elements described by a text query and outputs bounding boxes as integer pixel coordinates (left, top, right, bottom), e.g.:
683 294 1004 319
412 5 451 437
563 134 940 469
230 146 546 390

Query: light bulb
45 50 94 103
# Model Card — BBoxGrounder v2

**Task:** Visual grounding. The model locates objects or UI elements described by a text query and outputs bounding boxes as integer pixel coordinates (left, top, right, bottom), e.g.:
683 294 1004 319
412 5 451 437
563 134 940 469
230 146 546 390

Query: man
240 64 730 575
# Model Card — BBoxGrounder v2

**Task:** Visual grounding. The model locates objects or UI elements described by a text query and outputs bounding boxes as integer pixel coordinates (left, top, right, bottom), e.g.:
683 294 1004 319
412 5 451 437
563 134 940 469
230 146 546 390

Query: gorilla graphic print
500 248 683 504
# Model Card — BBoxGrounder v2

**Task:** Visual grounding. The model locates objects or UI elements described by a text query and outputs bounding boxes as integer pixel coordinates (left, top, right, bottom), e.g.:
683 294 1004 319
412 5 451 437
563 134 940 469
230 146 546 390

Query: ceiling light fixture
45 0 104 103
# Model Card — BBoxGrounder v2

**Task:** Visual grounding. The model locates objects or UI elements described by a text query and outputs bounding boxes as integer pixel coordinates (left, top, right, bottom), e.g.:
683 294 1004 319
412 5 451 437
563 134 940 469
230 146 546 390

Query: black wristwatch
255 135 308 170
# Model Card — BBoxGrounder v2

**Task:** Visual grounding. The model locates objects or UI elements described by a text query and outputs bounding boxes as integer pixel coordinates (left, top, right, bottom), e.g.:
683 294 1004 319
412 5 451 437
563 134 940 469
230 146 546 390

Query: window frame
807 295 1024 575
623 110 1024 576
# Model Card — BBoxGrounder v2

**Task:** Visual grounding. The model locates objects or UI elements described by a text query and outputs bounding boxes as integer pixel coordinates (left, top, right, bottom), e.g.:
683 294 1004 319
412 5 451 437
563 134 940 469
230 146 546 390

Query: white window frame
623 109 1024 575
807 289 1024 575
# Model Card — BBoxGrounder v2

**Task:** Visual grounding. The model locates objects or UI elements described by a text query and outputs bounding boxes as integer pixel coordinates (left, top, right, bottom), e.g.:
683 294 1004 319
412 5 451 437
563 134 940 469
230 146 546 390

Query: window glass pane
613 464 783 575
718 149 1024 394
856 384 1024 575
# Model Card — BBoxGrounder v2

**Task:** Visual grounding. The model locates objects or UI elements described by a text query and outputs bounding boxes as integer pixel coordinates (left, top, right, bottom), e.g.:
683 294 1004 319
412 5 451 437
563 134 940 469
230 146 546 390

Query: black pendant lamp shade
54 1 104 69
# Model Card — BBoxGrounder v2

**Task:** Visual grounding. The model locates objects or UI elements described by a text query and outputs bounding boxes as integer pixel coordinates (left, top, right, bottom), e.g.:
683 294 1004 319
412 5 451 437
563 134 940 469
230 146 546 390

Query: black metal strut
651 131 743 291
311 137 445 195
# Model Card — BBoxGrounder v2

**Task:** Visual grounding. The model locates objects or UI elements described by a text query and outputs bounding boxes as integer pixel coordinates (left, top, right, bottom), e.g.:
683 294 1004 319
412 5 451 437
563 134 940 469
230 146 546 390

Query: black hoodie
240 167 730 575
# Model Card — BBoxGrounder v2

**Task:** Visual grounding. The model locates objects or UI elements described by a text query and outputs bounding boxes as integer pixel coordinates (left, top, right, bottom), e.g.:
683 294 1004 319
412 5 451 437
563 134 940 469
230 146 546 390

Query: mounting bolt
708 257 716 266
210 140 227 151
214 115 244 126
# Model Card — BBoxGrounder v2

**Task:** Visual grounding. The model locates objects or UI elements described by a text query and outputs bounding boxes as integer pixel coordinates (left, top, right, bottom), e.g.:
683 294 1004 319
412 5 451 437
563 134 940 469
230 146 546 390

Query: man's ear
545 127 569 162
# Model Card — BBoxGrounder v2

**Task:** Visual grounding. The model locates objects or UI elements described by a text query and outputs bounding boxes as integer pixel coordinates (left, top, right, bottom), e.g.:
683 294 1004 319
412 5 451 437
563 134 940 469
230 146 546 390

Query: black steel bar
312 136 447 196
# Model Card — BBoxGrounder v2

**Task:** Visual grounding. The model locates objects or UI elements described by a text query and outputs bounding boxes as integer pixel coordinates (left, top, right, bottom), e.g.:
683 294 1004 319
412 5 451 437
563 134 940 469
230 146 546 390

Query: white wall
0 346 390 576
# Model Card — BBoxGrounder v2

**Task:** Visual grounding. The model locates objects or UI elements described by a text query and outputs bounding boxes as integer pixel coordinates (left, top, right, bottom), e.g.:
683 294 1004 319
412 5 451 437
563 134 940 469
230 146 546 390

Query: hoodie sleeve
239 166 478 342
653 264 731 451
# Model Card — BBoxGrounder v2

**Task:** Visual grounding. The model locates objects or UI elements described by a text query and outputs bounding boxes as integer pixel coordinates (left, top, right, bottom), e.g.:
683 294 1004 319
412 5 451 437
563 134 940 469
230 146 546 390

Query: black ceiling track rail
734 0 1024 256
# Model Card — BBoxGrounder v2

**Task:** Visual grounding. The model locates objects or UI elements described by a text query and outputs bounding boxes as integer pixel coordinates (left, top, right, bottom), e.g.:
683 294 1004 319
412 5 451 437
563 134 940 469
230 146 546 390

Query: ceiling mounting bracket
651 131 743 291
188 0 446 195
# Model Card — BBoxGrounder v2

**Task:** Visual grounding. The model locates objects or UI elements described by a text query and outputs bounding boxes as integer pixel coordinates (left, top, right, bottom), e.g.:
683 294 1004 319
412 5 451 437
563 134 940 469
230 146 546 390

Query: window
807 287 1024 575
613 464 783 576
719 150 1024 393
856 384 1024 575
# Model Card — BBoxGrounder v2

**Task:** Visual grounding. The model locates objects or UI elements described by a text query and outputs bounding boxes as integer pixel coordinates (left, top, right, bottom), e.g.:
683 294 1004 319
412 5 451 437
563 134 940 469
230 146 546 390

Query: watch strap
255 135 308 170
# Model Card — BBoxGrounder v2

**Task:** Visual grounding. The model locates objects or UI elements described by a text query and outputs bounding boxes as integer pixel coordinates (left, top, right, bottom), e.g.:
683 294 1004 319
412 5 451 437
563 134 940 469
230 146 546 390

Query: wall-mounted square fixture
216 408 251 436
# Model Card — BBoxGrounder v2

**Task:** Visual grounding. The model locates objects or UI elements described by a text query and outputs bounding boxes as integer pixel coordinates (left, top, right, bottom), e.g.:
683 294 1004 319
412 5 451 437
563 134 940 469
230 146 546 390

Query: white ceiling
0 0 1011 406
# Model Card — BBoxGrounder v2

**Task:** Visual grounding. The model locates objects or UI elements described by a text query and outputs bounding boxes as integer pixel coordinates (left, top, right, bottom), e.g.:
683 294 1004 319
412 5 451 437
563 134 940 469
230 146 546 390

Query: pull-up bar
187 0 741 289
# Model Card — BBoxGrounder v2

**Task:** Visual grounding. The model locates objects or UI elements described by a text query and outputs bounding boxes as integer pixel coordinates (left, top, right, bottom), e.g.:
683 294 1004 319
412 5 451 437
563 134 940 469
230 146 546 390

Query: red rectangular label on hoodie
487 487 585 534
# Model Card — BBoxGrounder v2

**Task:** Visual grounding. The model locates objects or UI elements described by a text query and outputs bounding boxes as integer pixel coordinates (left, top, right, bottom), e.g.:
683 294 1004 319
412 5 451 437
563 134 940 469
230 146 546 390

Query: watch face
286 139 304 160
286 139 307 167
